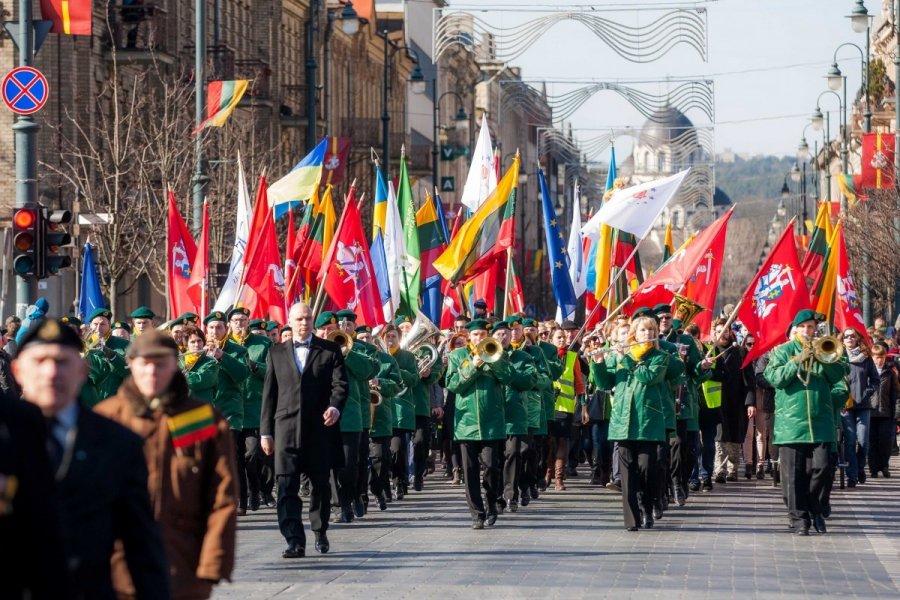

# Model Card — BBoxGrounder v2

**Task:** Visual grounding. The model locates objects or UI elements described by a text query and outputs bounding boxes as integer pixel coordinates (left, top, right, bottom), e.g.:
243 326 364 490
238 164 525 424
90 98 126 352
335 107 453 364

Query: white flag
213 154 252 312
381 181 406 320
582 169 690 240
567 184 586 299
460 114 498 213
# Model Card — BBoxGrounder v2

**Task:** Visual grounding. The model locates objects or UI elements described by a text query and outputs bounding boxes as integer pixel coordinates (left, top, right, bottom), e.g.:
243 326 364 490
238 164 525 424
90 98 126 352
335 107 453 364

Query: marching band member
764 310 848 535
128 305 156 338
179 325 219 402
524 317 564 497
248 319 268 337
86 307 131 400
110 320 132 341
440 333 468 484
407 329 444 494
446 319 515 529
591 315 669 531
384 319 418 500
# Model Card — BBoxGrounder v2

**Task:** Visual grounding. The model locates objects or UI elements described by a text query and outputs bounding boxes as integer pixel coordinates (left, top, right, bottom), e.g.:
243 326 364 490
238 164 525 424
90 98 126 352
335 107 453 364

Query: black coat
260 336 348 476
847 352 880 411
871 358 900 419
0 397 68 599
754 353 776 413
56 406 170 600
711 345 754 443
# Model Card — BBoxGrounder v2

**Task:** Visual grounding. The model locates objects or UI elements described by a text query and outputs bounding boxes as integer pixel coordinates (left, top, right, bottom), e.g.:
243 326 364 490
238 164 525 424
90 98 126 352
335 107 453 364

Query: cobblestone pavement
215 456 900 599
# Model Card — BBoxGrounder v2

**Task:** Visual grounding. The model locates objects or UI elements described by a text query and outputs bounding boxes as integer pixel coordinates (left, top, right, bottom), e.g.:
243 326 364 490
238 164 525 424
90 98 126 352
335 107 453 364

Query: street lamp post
379 33 420 173
430 88 468 197
192 0 208 236
892 1 900 322
812 90 843 205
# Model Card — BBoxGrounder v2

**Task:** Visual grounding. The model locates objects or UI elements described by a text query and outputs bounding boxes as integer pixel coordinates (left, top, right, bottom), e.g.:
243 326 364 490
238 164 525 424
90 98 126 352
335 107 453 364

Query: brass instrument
369 380 383 428
672 294 705 328
797 335 844 386
475 337 503 364
400 310 442 373
326 330 353 355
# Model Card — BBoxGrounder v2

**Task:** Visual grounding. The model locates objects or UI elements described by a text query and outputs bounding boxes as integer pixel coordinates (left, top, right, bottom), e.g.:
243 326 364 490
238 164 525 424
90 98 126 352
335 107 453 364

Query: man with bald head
261 302 348 558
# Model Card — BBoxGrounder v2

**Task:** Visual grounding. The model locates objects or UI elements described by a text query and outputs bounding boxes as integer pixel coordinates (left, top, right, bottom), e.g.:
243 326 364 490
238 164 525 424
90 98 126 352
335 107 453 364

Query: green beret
791 309 824 328
111 320 132 333
265 321 279 332
129 306 155 319
227 306 251 320
632 307 658 322
505 315 523 326
87 307 112 322
355 325 372 334
465 318 490 332
521 318 536 328
336 309 358 322
248 319 265 330
492 320 510 332
204 311 227 325
177 312 198 324
315 311 337 329
394 314 412 326
652 303 673 316
60 315 82 328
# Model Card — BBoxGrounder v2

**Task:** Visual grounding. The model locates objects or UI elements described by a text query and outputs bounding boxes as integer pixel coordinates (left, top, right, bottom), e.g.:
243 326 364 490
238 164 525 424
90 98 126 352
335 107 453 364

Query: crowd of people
2 296 899 598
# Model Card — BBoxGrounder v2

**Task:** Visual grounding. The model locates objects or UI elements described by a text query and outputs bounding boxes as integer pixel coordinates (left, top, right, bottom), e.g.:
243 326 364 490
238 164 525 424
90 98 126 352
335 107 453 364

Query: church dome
638 106 698 148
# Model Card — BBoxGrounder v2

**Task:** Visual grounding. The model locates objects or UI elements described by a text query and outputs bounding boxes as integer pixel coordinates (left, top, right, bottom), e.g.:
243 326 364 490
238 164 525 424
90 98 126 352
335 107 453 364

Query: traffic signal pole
13 0 38 314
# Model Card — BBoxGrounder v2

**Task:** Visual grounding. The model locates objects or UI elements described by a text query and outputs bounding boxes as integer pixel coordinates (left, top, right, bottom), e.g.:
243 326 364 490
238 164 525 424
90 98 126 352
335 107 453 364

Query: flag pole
311 184 356 317
502 248 513 319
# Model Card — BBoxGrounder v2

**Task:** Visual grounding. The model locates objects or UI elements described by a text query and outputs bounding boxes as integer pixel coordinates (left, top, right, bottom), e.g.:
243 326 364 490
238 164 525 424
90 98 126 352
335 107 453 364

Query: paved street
215 456 900 599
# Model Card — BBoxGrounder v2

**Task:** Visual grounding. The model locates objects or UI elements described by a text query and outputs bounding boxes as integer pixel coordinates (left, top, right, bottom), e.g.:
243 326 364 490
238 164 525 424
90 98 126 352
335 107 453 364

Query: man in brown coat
96 330 238 600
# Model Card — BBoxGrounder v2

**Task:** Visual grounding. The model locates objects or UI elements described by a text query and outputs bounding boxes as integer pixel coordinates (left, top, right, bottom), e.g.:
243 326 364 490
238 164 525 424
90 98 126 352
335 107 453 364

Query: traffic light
40 208 73 276
12 205 40 279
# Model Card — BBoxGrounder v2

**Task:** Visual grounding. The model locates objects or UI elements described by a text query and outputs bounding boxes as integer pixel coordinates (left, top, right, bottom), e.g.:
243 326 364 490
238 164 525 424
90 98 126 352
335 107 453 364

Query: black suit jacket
0 397 68 599
55 407 170 600
260 335 348 476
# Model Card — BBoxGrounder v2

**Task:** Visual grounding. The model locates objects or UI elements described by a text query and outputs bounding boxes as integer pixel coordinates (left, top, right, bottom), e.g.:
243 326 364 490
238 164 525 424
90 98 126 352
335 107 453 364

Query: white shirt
292 335 313 373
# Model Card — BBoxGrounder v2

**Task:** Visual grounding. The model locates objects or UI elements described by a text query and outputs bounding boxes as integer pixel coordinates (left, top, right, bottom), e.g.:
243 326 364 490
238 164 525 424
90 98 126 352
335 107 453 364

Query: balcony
234 59 272 106
104 3 175 65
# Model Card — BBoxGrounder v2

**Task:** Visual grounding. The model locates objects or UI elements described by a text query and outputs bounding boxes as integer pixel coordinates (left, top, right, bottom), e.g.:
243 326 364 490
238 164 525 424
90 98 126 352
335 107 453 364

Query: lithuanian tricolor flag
812 220 842 318
801 202 831 288
41 0 92 35
434 155 520 284
167 404 218 449
195 80 250 132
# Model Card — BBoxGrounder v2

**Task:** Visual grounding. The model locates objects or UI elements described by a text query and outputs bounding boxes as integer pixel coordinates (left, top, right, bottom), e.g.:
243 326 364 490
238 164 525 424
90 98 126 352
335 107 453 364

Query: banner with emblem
860 132 895 190
830 223 870 343
166 191 198 318
321 136 351 187
736 220 810 367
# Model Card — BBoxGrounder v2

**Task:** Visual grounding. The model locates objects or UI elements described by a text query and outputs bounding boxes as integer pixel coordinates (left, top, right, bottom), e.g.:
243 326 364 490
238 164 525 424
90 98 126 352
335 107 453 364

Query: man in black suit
13 318 170 599
261 302 348 558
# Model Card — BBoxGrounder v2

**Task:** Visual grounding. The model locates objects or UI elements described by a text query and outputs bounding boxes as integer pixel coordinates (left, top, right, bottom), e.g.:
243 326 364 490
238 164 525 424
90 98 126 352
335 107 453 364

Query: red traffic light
14 208 36 229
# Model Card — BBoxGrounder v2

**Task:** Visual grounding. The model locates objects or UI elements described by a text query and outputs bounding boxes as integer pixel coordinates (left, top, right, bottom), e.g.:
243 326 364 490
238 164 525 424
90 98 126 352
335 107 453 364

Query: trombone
326 329 354 356
796 335 844 385
474 337 503 364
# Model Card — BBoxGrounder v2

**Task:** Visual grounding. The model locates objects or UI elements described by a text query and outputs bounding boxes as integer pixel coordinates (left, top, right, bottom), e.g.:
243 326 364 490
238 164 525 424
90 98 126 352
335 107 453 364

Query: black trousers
260 453 275 497
460 440 502 519
520 432 537 491
390 429 411 490
356 429 370 500
655 438 671 510
232 430 248 507
413 416 431 482
332 431 360 509
503 435 523 501
276 464 330 547
617 441 657 529
369 436 391 498
243 428 262 502
869 417 894 474
533 434 547 488
670 421 698 499
779 443 831 528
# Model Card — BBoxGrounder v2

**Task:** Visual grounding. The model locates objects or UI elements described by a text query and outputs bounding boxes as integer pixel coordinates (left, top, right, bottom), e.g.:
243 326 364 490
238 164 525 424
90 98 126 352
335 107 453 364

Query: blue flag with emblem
78 242 106 321
538 168 577 319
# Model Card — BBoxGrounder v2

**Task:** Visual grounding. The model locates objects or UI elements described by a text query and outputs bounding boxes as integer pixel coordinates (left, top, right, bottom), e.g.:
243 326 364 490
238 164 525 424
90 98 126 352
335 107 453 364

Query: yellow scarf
230 331 248 346
388 345 398 356
182 352 202 371
629 341 654 362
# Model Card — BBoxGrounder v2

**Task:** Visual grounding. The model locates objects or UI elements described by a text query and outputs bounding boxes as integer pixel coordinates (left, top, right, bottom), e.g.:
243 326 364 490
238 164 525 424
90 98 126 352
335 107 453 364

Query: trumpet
327 329 353 356
796 334 844 385
475 337 503 364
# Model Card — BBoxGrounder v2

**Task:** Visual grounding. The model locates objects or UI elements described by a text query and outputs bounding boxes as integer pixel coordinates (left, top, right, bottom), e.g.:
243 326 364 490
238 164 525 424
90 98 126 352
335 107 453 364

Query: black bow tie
294 340 310 348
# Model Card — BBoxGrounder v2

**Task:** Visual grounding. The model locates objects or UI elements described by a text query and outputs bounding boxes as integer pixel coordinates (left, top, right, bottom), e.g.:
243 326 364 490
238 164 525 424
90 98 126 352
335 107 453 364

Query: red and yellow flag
41 0 92 35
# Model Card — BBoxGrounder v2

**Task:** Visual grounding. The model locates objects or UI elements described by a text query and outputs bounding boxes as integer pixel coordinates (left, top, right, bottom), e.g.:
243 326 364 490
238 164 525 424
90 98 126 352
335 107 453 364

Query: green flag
397 152 421 317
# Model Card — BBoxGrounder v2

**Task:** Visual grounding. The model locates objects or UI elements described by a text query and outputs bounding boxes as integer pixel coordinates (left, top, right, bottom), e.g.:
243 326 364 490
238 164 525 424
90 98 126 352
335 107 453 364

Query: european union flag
539 169 577 319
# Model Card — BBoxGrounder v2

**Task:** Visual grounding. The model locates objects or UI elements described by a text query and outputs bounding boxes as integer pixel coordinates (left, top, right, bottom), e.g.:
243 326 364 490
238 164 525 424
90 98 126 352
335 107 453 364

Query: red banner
860 133 896 190
166 191 197 318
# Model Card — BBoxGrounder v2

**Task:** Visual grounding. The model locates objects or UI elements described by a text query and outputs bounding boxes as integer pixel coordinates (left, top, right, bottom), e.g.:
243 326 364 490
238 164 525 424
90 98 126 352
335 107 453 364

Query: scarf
182 351 202 371
230 331 248 346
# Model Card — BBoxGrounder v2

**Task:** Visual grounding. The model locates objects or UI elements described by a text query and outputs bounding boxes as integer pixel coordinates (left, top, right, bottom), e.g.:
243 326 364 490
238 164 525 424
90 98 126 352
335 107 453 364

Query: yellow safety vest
553 351 578 414
701 381 722 409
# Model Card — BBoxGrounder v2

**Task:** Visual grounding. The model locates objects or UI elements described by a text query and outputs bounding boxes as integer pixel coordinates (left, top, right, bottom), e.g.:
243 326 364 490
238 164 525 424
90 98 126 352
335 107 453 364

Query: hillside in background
715 155 796 202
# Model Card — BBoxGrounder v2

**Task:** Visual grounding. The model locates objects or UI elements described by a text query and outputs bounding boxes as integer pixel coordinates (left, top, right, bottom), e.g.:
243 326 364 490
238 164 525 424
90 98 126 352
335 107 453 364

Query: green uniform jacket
371 350 402 438
521 343 552 433
446 347 514 441
341 341 380 433
391 349 418 431
80 350 109 408
413 360 444 417
84 345 129 403
180 353 219 403
236 333 271 430
538 341 564 427
503 348 538 436
214 340 250 430
592 348 669 442
666 333 710 432
764 339 849 445
658 339 686 432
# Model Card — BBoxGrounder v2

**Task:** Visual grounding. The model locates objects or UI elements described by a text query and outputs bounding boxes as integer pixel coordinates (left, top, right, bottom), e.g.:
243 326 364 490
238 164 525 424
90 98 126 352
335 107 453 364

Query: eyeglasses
745 342 755 348
842 334 856 339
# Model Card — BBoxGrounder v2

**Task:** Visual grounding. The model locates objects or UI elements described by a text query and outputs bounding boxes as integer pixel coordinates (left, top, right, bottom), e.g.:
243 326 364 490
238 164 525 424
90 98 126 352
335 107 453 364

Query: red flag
860 133 895 190
678 217 730 335
186 201 210 319
319 190 386 327
321 136 352 186
504 257 525 315
241 176 286 323
167 191 197 318
284 208 299 306
832 225 871 344
440 211 465 328
736 221 810 367
626 209 733 315
40 0 91 35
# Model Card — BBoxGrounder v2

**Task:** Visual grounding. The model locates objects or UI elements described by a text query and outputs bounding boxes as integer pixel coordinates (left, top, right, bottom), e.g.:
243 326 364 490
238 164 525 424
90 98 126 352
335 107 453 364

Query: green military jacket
413 359 444 417
658 339 686 433
213 340 250 430
180 352 219 403
446 346 515 441
84 343 129 403
520 343 553 434
592 348 669 442
538 341 564 426
764 339 849 445
371 349 402 438
341 341 380 433
391 348 419 431
502 347 539 436
233 333 271 430
664 332 710 432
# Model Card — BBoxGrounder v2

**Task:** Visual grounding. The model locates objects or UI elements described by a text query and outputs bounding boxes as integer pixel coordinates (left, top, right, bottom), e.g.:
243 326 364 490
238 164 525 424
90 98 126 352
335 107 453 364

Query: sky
451 0 877 159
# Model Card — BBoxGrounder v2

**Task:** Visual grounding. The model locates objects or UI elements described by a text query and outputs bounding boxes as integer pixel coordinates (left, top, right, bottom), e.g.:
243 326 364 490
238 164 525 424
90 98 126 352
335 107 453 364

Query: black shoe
282 542 305 559
745 465 753 480
765 460 773 474
485 512 498 526
237 506 247 516
870 471 879 479
689 480 700 492
589 475 601 485
508 500 518 513
626 526 640 532
848 480 857 488
786 518 795 530
653 506 663 520
642 514 654 529
472 517 485 530
338 506 354 523
756 467 765 480
413 477 423 492
822 502 831 519
813 515 827 534
353 498 365 518
262 493 276 507
248 496 260 511
314 532 330 554
714 473 727 484
520 492 530 507
377 494 387 511
675 491 686 507
882 469 891 478
858 471 867 484
726 473 738 482
796 524 810 536
395 487 405 501
701 479 713 492
496 498 506 514
530 485 539 500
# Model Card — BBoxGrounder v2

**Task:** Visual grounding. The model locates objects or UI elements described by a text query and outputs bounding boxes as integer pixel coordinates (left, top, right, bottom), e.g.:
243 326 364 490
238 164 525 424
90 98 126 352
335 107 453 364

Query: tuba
400 310 441 373
327 330 353 356
475 337 503 364
672 294 705 328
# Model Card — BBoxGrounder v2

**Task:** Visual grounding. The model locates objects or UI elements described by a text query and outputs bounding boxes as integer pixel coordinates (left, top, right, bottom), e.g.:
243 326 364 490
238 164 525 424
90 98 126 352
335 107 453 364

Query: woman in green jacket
179 326 219 403
591 316 668 531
